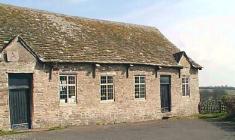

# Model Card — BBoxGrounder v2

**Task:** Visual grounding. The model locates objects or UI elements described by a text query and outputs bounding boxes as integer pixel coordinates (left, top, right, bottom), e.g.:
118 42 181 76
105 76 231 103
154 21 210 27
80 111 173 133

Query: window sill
135 98 146 101
182 96 190 98
100 100 114 103
59 103 77 106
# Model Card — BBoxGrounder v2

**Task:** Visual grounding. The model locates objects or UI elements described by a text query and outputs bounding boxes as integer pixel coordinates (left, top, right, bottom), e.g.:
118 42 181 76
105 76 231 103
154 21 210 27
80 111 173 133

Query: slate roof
174 51 202 69
0 4 201 69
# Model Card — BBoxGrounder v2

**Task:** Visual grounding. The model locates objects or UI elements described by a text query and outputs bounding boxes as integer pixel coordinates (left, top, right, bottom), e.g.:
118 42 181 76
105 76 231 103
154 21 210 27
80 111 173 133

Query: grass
198 112 235 122
170 112 235 123
48 126 65 131
0 126 66 136
170 115 198 120
0 130 22 136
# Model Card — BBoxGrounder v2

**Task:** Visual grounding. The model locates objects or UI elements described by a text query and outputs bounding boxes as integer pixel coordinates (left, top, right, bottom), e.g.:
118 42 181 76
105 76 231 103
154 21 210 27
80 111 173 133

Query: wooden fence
199 99 226 114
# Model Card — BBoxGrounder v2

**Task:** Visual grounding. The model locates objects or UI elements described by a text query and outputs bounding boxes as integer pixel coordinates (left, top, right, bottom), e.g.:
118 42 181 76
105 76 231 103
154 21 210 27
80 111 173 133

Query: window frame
182 76 190 96
134 75 146 99
59 74 77 104
100 75 114 101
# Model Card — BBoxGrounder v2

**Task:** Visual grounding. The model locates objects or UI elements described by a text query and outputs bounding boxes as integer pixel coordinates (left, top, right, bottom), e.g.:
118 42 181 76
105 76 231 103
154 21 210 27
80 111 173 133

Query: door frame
8 73 33 129
160 75 171 113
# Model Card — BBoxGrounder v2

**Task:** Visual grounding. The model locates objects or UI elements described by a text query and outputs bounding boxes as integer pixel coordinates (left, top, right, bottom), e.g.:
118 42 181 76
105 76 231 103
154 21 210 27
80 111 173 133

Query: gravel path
1 119 235 140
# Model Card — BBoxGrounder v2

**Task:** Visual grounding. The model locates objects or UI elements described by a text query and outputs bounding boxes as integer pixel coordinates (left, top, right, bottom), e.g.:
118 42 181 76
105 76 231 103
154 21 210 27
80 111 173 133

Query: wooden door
160 76 171 113
8 74 32 129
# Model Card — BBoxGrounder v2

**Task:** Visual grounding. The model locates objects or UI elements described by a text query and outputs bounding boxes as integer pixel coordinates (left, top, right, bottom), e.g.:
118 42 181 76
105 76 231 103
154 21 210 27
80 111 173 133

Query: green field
200 87 235 100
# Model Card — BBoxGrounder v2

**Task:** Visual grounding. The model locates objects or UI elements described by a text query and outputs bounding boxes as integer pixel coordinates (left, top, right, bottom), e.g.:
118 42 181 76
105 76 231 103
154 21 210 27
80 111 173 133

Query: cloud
164 16 235 86
116 0 235 86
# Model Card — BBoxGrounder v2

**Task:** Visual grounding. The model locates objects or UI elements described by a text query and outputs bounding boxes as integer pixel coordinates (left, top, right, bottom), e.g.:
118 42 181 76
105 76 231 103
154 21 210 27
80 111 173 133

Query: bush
222 95 235 117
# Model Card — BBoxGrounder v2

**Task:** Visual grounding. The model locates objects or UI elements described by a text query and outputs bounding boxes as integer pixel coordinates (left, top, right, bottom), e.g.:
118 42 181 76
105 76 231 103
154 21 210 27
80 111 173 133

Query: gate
199 99 226 114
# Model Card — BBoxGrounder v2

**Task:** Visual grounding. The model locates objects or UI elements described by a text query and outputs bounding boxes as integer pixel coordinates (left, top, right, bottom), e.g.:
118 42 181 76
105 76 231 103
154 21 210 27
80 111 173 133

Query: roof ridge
0 3 158 31
74 17 158 31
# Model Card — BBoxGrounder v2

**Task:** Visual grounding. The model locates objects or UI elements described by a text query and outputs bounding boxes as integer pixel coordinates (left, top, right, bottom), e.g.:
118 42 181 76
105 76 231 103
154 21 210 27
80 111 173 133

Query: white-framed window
182 76 190 96
135 75 146 99
59 75 77 104
100 76 114 101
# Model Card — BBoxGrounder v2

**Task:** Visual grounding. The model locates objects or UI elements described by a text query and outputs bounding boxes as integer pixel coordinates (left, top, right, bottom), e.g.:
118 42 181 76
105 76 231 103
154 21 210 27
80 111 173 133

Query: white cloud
116 0 235 86
165 16 235 86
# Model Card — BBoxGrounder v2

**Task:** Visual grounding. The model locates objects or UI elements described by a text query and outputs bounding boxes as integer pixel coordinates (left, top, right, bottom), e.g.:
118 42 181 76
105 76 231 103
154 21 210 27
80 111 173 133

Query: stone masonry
0 39 200 130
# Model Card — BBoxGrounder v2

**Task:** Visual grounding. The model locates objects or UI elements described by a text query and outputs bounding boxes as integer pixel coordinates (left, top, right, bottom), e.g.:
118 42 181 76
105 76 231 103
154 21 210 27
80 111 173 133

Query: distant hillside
200 86 235 90
199 86 235 100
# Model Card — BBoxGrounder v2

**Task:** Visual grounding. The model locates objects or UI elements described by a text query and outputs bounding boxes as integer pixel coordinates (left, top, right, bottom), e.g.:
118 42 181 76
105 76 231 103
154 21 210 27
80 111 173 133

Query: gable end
174 51 202 70
1 35 42 62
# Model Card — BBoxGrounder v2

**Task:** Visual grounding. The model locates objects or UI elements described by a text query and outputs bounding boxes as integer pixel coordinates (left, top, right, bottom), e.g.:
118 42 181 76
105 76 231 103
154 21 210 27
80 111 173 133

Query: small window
182 76 190 96
160 76 170 84
100 76 114 101
135 76 146 99
59 75 76 104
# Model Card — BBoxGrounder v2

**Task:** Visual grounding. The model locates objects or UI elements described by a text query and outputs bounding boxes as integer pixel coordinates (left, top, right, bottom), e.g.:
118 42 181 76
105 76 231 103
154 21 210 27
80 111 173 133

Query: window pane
186 78 189 83
107 85 113 100
107 85 113 93
101 85 106 94
139 92 145 98
140 76 145 83
135 77 139 83
107 76 113 83
60 86 67 102
101 85 106 100
101 76 107 84
135 85 139 91
140 88 145 93
108 91 113 100
135 84 140 98
160 76 170 84
68 86 75 98
68 76 75 84
9 78 29 87
186 84 190 96
135 92 139 98
60 76 67 84
140 84 145 98
182 85 185 96
101 94 106 100
182 78 185 83
182 77 189 84
140 84 145 89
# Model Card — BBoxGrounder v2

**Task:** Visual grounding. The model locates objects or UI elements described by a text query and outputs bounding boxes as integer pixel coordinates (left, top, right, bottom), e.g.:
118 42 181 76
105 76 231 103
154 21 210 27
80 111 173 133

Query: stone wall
0 39 36 130
0 40 200 130
32 61 199 128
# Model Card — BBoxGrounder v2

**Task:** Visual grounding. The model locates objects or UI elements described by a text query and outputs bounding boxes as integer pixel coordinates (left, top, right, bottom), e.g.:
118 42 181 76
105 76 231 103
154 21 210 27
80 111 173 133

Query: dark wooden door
160 76 171 112
8 74 32 129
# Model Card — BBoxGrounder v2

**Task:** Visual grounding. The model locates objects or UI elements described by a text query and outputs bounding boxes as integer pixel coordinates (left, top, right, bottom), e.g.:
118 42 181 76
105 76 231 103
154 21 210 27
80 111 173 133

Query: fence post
198 103 201 114
219 101 221 113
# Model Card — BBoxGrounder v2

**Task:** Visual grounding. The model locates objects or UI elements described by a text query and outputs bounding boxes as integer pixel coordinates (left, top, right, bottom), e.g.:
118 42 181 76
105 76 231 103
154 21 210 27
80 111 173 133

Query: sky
0 0 235 86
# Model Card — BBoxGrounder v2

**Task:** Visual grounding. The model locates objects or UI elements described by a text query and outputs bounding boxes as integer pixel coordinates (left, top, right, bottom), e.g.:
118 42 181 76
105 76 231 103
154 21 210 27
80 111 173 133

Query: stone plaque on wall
7 51 19 62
